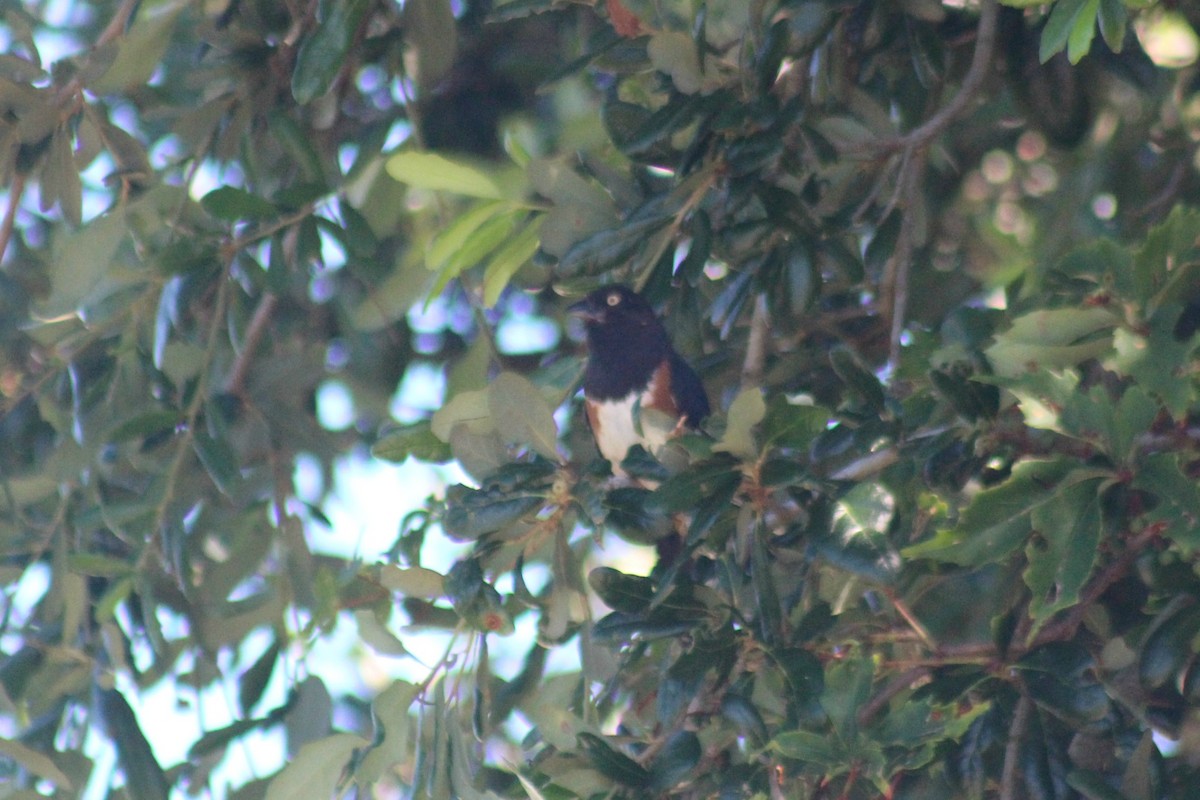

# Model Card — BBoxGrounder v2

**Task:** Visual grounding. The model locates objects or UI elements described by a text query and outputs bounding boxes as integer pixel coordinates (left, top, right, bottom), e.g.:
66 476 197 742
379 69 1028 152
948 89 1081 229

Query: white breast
593 386 677 475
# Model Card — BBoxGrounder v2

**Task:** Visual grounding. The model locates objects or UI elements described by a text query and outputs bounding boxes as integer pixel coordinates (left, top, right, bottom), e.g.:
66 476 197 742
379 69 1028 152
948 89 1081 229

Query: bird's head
567 284 656 331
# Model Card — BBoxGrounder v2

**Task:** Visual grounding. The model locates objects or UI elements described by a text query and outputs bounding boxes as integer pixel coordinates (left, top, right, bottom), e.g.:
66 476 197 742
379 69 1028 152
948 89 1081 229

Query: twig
1028 524 1163 649
857 666 932 728
1000 691 1033 800
872 0 1000 156
881 148 926 366
741 293 769 387
224 292 279 397
884 588 938 651
0 172 26 264
145 272 233 571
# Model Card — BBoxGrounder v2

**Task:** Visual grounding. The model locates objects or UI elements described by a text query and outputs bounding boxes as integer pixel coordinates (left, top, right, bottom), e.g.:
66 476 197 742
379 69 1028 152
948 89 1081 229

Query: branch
872 0 1000 156
224 292 279 397
741 293 769 387
1000 690 1033 800
1028 524 1163 649
0 172 25 265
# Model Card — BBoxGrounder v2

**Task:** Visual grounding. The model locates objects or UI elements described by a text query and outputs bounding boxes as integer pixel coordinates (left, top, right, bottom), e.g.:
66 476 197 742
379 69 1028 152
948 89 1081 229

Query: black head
567 284 658 331
568 284 672 399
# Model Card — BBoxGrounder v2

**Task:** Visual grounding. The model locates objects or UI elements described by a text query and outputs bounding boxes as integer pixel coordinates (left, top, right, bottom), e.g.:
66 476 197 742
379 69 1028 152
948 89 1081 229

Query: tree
4 0 1200 797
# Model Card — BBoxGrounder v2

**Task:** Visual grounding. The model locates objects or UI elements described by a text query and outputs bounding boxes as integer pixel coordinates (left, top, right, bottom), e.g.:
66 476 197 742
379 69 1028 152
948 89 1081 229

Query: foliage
6 0 1200 799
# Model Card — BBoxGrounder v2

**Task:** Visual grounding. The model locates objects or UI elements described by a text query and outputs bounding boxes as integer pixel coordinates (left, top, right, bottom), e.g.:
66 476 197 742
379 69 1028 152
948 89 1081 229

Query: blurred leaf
576 733 650 786
265 733 367 800
292 0 370 103
387 151 517 200
91 0 187 92
193 429 243 497
35 210 128 320
649 730 700 790
1138 596 1200 690
201 186 279 222
648 31 705 94
588 567 654 613
431 390 492 441
714 387 765 459
1024 478 1103 630
95 688 170 800
904 460 1081 566
986 307 1118 378
442 484 543 541
0 738 73 789
378 565 445 600
482 219 541 306
239 637 280 716
372 421 453 463
488 371 560 461
354 609 410 657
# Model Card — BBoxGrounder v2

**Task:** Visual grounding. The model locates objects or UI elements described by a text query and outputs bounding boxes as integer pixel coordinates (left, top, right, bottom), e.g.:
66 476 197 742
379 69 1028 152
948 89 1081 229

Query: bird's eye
606 292 621 307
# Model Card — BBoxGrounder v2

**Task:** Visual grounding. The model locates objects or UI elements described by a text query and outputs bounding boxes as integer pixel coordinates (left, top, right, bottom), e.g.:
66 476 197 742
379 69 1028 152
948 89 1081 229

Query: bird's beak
567 298 603 322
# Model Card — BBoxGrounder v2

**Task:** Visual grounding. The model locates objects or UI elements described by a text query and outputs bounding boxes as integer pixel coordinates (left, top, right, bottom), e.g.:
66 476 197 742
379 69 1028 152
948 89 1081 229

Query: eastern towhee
569 285 709 477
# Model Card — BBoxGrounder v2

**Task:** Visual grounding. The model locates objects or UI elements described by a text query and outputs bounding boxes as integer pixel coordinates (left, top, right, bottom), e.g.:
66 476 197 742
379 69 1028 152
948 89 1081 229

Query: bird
568 284 709 477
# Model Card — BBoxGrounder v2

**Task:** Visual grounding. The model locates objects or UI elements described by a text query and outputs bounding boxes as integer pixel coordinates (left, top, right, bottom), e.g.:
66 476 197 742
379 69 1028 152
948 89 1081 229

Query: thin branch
1000 691 1034 800
872 0 1000 156
881 147 926 366
0 172 26 265
224 292 279 397
857 666 932 728
741 293 769 387
1028 524 1163 649
145 272 233 570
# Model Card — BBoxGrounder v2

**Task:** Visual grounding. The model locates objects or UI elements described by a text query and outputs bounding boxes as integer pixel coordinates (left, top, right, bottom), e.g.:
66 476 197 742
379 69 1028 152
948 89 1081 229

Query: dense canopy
6 1 1200 799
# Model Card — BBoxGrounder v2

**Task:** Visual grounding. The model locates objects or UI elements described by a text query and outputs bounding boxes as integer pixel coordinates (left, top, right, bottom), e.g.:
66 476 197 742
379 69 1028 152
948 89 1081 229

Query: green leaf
487 371 560 461
372 421 453 463
647 31 706 94
1109 313 1197 417
1067 0 1101 64
714 387 765 459
41 127 82 225
1024 478 1103 630
428 201 511 270
378 565 445 600
1133 453 1200 551
1096 0 1127 52
649 730 700 791
106 409 181 444
354 608 410 657
431 389 492 441
442 484 543 541
193 429 243 497
0 738 74 789
904 460 1076 565
291 0 370 103
482 218 541 306
576 733 650 786
35 210 128 321
1040 0 1090 62
830 346 886 413
771 729 843 768
238 637 280 716
588 567 655 613
1138 596 1200 690
91 0 187 92
95 688 171 800
985 307 1118 378
201 186 279 222
387 151 516 200
265 733 367 800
